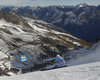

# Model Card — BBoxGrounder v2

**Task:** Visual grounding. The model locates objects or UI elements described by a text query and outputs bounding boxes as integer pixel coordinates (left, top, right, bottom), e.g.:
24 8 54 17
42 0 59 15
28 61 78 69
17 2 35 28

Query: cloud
0 0 37 6
0 0 99 7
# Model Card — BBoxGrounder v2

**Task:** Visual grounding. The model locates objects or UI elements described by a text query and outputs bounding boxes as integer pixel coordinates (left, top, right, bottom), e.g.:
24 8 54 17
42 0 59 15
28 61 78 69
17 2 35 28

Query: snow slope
0 40 100 80
0 61 100 80
0 11 90 69
67 40 100 66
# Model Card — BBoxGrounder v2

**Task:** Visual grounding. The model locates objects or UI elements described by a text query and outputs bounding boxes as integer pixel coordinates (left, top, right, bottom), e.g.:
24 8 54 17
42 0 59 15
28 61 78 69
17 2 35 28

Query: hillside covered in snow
1 39 100 80
0 10 90 70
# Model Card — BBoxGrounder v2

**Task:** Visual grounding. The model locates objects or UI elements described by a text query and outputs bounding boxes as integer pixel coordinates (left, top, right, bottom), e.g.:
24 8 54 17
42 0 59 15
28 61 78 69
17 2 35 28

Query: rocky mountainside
0 10 89 69
2 3 100 43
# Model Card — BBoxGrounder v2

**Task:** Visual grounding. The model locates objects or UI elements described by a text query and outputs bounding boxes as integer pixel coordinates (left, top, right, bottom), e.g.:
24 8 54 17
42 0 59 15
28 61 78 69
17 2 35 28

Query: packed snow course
0 61 100 80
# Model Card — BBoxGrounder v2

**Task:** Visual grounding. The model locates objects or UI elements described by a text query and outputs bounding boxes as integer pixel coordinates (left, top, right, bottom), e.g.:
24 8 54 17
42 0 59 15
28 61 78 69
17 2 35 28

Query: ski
41 65 67 71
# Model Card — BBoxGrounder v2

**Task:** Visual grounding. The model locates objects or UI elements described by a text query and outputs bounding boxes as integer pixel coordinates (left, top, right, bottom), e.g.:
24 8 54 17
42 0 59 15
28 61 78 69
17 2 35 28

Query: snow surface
1 61 100 80
1 41 100 80
0 19 41 68
67 41 100 66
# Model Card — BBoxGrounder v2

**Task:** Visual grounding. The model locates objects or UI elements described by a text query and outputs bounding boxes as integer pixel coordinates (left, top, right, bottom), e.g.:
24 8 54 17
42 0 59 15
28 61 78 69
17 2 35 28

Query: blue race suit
55 56 65 67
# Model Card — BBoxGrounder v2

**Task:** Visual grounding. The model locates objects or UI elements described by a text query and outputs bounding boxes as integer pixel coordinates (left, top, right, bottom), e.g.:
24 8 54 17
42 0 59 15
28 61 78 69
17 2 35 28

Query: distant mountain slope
2 3 100 42
0 11 89 69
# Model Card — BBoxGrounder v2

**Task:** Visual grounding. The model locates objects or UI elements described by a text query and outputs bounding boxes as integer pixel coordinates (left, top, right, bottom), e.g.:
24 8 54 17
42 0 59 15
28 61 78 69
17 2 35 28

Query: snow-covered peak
78 2 88 7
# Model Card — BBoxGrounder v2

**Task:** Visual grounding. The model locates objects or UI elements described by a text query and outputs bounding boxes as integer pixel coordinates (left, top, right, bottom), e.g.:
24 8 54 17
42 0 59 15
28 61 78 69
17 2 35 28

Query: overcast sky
0 0 99 7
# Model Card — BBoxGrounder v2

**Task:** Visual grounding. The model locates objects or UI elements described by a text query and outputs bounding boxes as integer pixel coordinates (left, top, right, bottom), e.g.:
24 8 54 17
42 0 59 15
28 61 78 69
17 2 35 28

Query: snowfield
0 61 100 80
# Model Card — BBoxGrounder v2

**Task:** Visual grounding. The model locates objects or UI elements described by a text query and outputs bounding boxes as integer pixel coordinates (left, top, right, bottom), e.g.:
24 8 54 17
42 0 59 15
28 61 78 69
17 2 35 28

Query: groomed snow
1 61 100 80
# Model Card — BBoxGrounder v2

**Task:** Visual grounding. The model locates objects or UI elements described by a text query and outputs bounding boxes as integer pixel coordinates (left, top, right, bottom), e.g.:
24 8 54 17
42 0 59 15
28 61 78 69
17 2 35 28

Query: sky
0 0 100 7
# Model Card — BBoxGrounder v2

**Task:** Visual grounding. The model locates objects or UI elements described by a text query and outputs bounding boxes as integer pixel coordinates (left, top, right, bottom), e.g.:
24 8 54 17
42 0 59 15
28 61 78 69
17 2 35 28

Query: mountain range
0 2 100 78
1 2 100 43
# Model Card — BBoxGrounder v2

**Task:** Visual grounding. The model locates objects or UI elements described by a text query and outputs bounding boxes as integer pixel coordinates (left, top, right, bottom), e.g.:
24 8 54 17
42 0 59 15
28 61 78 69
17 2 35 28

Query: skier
51 54 66 67
41 54 66 71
